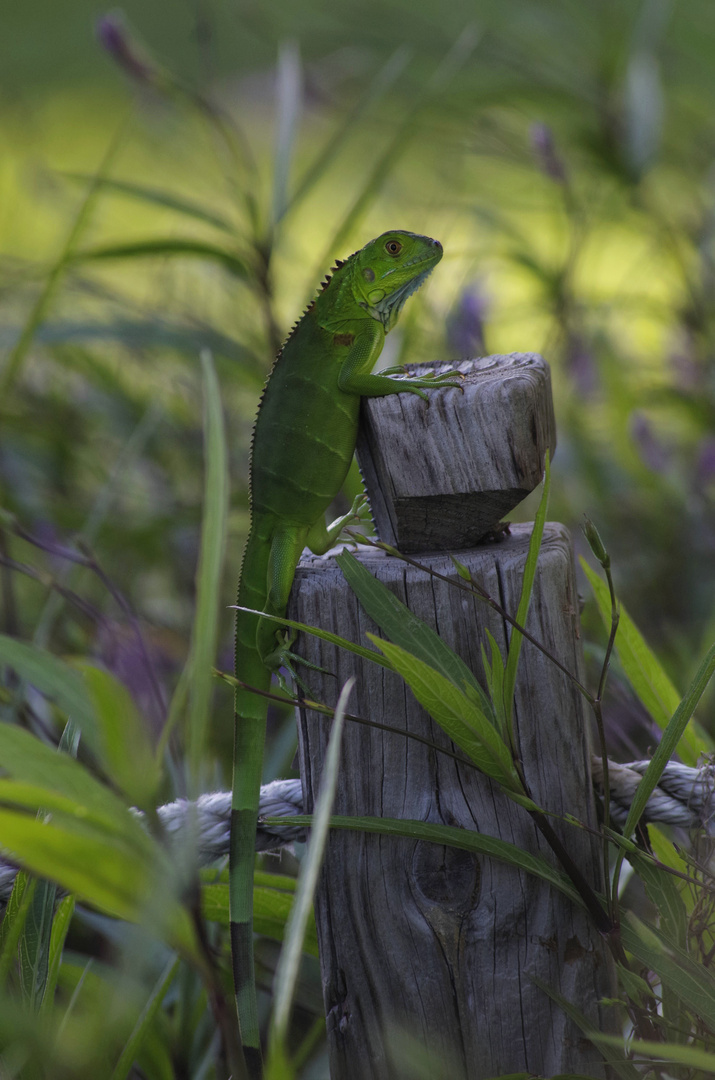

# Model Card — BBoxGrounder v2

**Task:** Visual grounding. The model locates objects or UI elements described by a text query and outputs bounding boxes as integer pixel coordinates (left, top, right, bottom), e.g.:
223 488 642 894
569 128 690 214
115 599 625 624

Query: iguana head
351 230 443 331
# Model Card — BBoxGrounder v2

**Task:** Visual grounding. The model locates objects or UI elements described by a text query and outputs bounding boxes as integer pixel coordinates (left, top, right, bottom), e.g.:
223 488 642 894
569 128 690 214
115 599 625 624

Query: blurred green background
2 0 715 804
3 1 715 1075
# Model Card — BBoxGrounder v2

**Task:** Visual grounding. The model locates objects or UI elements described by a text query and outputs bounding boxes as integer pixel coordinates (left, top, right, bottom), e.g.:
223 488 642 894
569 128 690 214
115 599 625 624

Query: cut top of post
356 353 556 552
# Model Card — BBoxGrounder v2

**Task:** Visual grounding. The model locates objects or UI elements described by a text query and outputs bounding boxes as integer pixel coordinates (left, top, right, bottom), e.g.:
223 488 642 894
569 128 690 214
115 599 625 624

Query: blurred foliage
2 0 715 1074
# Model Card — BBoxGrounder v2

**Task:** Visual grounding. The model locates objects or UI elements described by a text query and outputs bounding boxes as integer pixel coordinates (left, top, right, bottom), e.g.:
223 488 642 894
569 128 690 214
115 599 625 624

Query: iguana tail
232 525 273 1077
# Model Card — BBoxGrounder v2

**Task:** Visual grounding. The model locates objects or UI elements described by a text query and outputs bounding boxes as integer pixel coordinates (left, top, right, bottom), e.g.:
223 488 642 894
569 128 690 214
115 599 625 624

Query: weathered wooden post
290 355 612 1080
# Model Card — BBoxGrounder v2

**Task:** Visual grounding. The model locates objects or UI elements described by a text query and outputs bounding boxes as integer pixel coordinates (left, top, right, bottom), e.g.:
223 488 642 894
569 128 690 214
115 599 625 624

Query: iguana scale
231 230 460 1074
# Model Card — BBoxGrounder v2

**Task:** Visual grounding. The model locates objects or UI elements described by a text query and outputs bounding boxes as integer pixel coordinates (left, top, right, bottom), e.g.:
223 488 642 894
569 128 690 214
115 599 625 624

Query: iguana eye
385 240 402 256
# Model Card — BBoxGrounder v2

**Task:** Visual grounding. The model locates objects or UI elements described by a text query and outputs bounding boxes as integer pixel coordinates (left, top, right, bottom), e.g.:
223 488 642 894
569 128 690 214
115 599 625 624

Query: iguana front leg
337 326 463 401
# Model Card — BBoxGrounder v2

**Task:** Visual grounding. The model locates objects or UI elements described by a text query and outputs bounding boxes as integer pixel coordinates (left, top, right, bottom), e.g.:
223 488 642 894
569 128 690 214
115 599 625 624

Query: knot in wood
410 838 480 912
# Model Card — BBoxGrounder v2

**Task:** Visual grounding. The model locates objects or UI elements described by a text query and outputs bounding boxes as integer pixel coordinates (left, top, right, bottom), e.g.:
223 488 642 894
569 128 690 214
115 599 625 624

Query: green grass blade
39 895 75 1016
266 680 352 1074
110 955 180 1080
616 840 687 949
71 238 249 278
0 123 125 397
18 877 57 1011
335 548 492 714
581 558 709 763
187 351 229 786
610 640 715 926
266 814 582 909
592 1033 715 1071
502 451 550 735
18 718 80 1011
530 976 639 1080
621 911 715 1028
620 641 715 841
63 173 236 233
481 630 507 739
33 402 162 648
233 605 394 670
271 40 302 227
20 319 257 368
370 636 521 794
313 25 480 278
286 45 411 216
0 872 37 983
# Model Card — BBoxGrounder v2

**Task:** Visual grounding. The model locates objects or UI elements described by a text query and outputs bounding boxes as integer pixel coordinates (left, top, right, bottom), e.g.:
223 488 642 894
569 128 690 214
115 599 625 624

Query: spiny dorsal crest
318 257 347 294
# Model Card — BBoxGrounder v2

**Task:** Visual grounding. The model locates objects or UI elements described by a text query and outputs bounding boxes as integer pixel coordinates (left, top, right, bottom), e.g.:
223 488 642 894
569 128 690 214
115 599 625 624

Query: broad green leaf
111 955 180 1080
254 871 297 893
0 724 152 846
0 809 197 961
187 351 229 784
64 173 236 233
622 911 715 1027
369 637 521 794
503 452 550 731
336 548 493 716
200 867 298 892
202 883 319 958
267 814 582 909
268 680 352 1067
581 559 709 763
73 662 159 808
0 634 99 749
0 779 154 850
71 238 249 278
615 962 654 1007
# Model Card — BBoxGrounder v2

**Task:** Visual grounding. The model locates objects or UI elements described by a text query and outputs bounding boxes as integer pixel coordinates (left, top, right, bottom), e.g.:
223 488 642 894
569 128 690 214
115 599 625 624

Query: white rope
1 761 713 903
591 757 715 831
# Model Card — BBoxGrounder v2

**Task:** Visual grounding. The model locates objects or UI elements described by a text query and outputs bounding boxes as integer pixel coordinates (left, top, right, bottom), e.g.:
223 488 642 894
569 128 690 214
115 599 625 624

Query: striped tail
231 526 273 1077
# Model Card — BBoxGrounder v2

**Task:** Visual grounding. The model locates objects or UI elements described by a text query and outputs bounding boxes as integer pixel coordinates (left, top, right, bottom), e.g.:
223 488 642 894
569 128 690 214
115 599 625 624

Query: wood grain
356 354 556 552
291 525 611 1080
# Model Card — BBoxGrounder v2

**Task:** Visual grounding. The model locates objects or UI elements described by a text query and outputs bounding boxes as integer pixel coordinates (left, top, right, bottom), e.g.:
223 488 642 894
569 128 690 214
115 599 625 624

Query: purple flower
96 13 156 84
630 411 670 474
564 333 597 396
447 281 488 358
530 123 567 184
695 435 715 492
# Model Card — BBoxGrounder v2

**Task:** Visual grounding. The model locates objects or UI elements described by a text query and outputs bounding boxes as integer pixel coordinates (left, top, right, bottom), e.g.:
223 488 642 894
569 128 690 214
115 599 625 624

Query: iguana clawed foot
263 629 334 696
381 365 465 402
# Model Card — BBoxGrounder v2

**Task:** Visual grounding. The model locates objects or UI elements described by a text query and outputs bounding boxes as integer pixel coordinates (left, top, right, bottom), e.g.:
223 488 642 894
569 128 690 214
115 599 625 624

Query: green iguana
231 230 461 1074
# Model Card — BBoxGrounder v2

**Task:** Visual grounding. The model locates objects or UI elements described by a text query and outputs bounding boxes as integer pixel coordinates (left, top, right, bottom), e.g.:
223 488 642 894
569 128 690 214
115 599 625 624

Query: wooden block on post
356 354 556 552
291 528 611 1080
